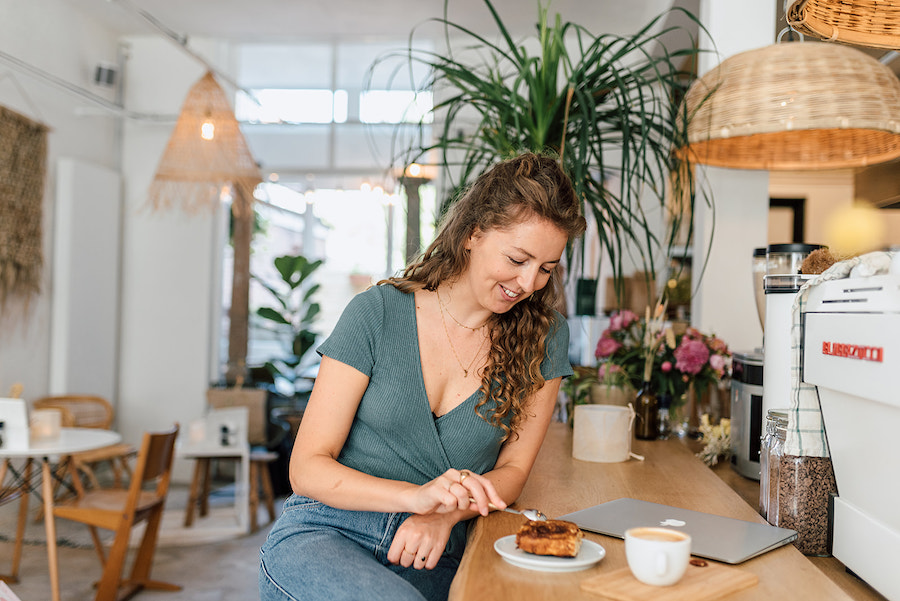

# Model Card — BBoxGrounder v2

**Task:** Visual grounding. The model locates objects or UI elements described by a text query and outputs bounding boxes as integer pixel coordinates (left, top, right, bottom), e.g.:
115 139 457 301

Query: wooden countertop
449 423 875 601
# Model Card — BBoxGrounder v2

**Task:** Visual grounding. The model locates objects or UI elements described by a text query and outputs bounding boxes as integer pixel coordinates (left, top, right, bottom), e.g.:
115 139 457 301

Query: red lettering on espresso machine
821 341 884 362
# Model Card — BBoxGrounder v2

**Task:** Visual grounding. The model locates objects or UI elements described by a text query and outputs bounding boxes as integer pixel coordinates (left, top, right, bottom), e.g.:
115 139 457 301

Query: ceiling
72 0 680 43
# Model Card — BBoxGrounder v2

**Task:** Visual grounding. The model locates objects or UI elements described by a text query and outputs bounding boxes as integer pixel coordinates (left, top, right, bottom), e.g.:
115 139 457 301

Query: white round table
0 427 122 601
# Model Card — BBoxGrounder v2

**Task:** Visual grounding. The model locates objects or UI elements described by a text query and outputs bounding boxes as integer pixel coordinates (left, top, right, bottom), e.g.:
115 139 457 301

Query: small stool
248 449 278 531
183 449 278 532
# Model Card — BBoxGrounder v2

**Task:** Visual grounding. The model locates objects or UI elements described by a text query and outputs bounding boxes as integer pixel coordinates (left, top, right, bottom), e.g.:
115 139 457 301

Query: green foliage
560 367 598 407
253 254 323 384
372 0 711 286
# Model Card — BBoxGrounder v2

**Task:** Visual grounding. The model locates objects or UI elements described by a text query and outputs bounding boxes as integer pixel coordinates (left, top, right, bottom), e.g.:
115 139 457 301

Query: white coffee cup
625 527 691 586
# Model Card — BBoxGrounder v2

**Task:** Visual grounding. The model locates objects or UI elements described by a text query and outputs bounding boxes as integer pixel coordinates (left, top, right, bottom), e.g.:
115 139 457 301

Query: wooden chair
32 395 136 489
53 425 181 601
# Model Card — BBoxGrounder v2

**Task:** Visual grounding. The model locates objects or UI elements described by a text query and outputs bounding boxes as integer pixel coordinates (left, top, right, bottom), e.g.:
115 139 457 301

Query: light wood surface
581 563 757 601
449 423 857 601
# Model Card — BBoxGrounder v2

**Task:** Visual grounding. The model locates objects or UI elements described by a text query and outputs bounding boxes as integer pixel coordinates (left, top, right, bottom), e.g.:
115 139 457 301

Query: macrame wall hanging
0 104 48 309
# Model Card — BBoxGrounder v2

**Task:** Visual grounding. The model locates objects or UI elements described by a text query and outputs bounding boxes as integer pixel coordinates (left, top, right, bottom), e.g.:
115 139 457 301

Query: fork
486 502 547 521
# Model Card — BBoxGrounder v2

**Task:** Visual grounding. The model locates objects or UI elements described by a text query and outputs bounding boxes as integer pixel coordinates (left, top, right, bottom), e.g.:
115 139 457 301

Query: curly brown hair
386 152 586 439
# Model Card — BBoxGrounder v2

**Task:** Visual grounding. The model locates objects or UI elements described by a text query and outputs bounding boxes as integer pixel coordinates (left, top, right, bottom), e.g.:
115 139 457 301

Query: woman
259 152 586 601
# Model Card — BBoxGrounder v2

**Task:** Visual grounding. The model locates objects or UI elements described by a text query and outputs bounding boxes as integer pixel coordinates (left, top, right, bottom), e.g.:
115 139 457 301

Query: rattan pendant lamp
787 0 900 49
675 41 900 170
147 71 261 214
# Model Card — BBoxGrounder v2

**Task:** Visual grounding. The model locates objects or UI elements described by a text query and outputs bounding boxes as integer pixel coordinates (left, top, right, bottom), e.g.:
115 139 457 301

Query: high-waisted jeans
259 494 461 601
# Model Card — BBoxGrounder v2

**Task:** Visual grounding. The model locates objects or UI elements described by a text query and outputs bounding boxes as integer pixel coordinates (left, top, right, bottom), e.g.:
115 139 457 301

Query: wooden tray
581 561 758 601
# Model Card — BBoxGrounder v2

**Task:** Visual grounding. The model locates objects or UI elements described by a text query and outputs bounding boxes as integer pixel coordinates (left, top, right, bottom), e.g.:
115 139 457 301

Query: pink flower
661 361 672 372
609 310 638 331
598 363 623 379
709 354 725 372
595 336 622 358
674 338 710 375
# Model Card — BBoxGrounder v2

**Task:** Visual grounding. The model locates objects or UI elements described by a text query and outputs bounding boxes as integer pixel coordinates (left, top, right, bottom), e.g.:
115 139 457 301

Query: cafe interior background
1 0 899 561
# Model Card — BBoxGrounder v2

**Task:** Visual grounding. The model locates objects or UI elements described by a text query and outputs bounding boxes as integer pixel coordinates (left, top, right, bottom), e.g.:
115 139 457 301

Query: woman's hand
387 513 456 570
405 468 507 516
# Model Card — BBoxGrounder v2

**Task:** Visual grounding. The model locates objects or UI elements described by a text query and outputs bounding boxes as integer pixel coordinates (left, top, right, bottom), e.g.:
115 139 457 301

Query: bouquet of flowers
594 306 732 412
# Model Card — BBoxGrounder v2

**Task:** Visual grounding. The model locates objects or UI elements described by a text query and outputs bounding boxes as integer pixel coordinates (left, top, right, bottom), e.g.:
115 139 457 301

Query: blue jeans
259 495 461 601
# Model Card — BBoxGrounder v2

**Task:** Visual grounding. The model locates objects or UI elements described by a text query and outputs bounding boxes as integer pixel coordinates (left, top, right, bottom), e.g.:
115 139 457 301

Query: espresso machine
801 260 900 601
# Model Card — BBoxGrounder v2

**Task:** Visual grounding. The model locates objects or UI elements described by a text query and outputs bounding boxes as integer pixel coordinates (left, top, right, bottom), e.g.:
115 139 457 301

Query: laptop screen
558 497 797 564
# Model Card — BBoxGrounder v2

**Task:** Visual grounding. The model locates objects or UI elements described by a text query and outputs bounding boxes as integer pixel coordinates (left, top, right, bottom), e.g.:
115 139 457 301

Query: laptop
558 497 797 564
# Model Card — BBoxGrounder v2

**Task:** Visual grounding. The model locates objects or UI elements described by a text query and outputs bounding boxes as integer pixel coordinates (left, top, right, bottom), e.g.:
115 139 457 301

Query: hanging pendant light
786 0 900 50
675 41 900 170
147 71 261 214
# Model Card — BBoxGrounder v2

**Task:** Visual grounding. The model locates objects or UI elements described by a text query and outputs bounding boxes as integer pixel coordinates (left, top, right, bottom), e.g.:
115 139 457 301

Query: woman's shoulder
343 282 412 316
548 308 570 334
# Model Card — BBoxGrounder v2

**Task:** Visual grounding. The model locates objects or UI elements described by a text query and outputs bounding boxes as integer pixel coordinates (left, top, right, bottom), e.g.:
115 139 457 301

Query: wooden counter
449 423 862 600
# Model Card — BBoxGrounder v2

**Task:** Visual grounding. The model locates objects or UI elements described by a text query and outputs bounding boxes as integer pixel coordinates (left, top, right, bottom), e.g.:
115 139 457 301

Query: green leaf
256 307 290 326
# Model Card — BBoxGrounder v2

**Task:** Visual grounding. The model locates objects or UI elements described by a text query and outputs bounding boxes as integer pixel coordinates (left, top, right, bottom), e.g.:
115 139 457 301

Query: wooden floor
705 456 887 601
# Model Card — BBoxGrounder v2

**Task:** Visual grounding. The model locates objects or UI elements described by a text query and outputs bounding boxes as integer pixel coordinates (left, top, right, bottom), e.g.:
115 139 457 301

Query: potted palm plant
373 0 709 293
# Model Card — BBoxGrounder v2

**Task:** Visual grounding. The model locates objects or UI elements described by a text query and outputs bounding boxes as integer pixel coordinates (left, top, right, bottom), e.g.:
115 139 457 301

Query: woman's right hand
407 469 507 517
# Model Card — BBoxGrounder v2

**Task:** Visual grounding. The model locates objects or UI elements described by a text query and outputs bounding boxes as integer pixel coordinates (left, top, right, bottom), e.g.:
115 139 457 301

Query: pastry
515 519 583 558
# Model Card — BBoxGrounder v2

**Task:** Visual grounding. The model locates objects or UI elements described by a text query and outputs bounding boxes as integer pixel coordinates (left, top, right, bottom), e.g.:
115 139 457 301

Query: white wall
0 3 232 482
51 159 121 401
117 37 233 478
0 0 120 401
690 1 775 354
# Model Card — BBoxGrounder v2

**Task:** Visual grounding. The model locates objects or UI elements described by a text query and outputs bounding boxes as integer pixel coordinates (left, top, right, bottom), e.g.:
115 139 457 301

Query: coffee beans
777 454 837 556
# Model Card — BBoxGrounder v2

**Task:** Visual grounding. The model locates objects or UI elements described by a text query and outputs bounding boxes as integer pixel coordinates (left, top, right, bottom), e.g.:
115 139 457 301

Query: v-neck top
317 284 573 486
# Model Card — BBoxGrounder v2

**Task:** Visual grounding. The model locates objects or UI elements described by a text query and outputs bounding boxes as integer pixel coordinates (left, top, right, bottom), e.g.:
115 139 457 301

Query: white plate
493 535 606 572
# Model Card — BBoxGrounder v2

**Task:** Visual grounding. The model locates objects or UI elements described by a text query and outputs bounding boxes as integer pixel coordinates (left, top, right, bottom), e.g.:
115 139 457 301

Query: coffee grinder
731 244 822 480
730 249 766 480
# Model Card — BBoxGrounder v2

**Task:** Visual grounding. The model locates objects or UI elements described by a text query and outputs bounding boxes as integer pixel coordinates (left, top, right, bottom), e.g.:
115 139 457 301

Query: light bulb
201 120 215 141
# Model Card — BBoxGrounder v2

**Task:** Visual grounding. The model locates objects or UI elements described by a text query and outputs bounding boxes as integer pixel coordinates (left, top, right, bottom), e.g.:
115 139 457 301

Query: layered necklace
436 290 487 378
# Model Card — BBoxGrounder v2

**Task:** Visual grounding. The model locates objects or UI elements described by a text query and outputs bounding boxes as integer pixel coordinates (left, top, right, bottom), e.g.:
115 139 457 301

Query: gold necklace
437 294 487 377
436 289 486 331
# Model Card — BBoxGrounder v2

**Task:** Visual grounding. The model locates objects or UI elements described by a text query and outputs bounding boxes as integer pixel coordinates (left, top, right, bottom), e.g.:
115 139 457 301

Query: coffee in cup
625 527 691 586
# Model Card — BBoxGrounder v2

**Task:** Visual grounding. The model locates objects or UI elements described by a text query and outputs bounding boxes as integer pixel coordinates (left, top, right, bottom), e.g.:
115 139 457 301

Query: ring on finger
402 549 415 555
459 470 471 485
420 556 427 562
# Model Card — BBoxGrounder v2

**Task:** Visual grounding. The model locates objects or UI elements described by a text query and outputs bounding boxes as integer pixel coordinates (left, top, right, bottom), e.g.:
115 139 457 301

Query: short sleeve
541 310 573 381
316 286 385 377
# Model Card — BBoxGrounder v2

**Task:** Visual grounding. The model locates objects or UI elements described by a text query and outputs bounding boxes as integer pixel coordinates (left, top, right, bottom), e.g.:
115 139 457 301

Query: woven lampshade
147 71 261 214
787 0 900 49
675 42 900 170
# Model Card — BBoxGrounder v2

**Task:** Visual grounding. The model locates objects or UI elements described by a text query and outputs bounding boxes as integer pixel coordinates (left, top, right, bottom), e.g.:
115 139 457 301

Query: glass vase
668 392 691 438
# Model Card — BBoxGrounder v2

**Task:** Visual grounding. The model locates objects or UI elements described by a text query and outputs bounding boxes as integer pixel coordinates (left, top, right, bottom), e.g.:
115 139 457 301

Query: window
235 89 348 124
359 90 433 124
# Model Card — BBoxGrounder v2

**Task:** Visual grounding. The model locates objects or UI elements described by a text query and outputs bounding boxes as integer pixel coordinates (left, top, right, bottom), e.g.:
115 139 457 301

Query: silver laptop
558 497 797 564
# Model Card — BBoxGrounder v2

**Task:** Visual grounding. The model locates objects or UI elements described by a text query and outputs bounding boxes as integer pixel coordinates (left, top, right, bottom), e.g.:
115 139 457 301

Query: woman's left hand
387 513 455 570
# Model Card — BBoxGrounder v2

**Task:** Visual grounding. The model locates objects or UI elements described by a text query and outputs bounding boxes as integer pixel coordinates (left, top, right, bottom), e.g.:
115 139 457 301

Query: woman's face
463 214 568 314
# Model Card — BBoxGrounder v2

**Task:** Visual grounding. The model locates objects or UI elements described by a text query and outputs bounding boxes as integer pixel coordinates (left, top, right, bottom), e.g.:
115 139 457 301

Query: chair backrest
206 388 267 446
129 425 179 502
32 395 113 429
